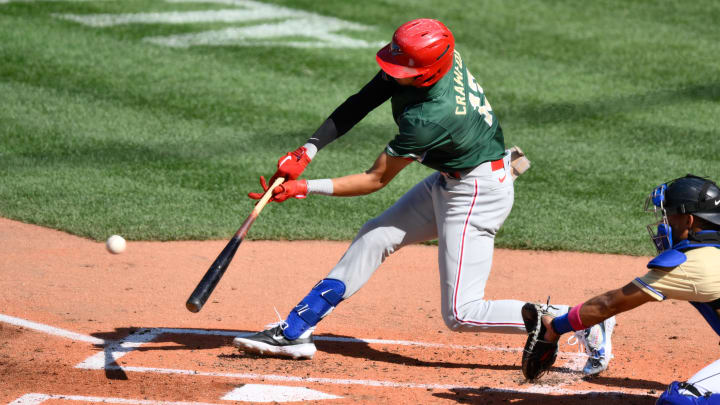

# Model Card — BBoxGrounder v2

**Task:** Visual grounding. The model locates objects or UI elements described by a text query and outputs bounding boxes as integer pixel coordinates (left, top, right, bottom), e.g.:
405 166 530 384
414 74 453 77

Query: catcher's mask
644 174 720 253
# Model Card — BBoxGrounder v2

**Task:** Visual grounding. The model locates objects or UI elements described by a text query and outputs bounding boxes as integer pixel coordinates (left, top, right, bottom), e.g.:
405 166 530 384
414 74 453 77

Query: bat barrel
185 176 283 313
185 235 242 313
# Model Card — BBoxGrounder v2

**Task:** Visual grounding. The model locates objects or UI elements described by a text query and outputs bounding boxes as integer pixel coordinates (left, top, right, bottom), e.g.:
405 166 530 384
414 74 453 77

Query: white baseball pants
327 152 559 333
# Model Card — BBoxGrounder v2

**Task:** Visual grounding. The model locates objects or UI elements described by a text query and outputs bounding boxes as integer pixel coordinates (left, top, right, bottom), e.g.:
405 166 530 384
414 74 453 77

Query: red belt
443 157 504 180
490 158 504 171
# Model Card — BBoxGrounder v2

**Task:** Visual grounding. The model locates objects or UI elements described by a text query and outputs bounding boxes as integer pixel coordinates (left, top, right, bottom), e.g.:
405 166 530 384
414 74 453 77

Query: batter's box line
74 326 588 369
8 385 639 405
72 327 629 396
0 313 587 358
0 312 587 372
0 314 634 397
81 363 647 397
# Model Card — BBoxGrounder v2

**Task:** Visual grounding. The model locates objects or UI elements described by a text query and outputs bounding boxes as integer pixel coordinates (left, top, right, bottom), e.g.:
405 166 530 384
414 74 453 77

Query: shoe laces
542 296 559 313
264 307 289 331
567 325 604 359
566 331 586 352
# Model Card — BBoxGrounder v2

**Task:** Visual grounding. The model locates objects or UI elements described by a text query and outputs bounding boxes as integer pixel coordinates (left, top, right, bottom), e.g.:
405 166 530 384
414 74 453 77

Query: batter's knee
442 311 469 332
357 217 381 236
355 218 400 256
440 299 472 331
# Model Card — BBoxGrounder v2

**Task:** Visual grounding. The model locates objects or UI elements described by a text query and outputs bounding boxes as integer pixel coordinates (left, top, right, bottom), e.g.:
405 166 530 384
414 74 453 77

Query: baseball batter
521 174 720 403
234 19 611 375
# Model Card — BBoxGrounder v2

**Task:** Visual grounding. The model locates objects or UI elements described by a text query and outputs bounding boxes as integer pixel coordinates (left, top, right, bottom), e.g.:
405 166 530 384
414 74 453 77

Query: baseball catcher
520 174 720 404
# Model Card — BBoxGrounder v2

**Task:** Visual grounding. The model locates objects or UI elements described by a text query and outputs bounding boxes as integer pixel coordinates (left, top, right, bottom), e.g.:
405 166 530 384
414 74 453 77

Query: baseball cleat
232 325 316 360
572 316 616 375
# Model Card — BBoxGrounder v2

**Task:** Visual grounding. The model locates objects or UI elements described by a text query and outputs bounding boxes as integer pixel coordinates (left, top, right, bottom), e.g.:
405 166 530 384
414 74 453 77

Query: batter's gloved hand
248 176 308 203
521 302 559 380
269 146 312 186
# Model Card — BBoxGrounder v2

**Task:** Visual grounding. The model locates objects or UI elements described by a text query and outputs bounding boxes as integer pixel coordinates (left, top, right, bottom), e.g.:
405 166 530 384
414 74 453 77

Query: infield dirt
1 217 713 404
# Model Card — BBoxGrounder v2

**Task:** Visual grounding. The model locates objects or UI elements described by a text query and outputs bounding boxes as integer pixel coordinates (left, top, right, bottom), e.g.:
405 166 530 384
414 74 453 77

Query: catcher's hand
521 302 559 380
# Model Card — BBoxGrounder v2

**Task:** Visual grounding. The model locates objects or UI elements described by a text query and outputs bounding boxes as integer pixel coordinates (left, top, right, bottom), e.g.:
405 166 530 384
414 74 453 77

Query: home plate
221 384 342 402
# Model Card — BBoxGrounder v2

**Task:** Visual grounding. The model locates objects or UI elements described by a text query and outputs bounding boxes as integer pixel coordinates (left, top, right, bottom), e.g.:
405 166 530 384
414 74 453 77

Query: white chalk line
85 364 643 397
0 313 105 345
51 0 386 49
4 313 640 398
8 393 223 405
145 326 588 361
7 384 642 405
0 312 585 366
0 313 582 355
75 327 634 397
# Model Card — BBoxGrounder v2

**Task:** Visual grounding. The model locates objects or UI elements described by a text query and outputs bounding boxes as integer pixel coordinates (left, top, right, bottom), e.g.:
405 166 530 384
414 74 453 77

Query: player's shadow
90 327 235 380
89 328 668 394
314 334 668 393
432 388 657 404
580 374 667 392
314 333 516 371
90 327 140 381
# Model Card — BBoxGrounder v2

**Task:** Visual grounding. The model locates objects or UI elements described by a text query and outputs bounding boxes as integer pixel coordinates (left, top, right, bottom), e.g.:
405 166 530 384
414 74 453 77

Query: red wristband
568 304 588 331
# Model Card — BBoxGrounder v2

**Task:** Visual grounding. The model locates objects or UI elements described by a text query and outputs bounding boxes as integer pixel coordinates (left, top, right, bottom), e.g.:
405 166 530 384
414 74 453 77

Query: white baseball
106 235 126 254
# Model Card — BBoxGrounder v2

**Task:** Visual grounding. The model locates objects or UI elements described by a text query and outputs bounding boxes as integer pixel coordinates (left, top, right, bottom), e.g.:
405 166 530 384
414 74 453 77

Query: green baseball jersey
385 50 505 172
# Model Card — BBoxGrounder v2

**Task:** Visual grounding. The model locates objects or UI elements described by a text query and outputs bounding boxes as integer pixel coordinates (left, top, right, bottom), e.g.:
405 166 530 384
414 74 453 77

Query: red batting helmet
376 19 455 87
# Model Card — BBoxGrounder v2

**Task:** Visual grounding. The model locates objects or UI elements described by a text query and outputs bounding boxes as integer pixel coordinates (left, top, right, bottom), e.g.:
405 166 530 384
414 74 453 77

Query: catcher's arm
522 282 654 380
560 282 654 338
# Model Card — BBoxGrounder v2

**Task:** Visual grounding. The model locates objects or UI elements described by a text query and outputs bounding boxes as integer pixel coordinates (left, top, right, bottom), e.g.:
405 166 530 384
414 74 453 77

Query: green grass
1 0 718 255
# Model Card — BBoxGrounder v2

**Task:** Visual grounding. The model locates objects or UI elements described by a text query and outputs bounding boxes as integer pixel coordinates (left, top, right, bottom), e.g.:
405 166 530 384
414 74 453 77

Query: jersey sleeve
632 247 720 302
385 117 449 160
632 269 684 301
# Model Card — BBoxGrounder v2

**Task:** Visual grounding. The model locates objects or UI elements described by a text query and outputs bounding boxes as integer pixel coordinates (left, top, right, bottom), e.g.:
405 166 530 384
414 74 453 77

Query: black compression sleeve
306 118 338 150
306 71 395 150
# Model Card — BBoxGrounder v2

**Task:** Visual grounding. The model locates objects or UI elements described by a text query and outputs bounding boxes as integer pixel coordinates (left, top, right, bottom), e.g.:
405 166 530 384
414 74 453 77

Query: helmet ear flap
656 223 673 251
417 68 440 86
647 221 673 253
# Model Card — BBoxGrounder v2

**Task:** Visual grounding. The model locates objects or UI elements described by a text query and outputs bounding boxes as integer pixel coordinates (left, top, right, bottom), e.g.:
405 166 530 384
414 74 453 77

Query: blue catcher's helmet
645 174 720 252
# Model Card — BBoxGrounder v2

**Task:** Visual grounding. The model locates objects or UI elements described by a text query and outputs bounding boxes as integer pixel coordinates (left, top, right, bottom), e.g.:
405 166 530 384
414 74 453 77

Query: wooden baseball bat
185 177 284 313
